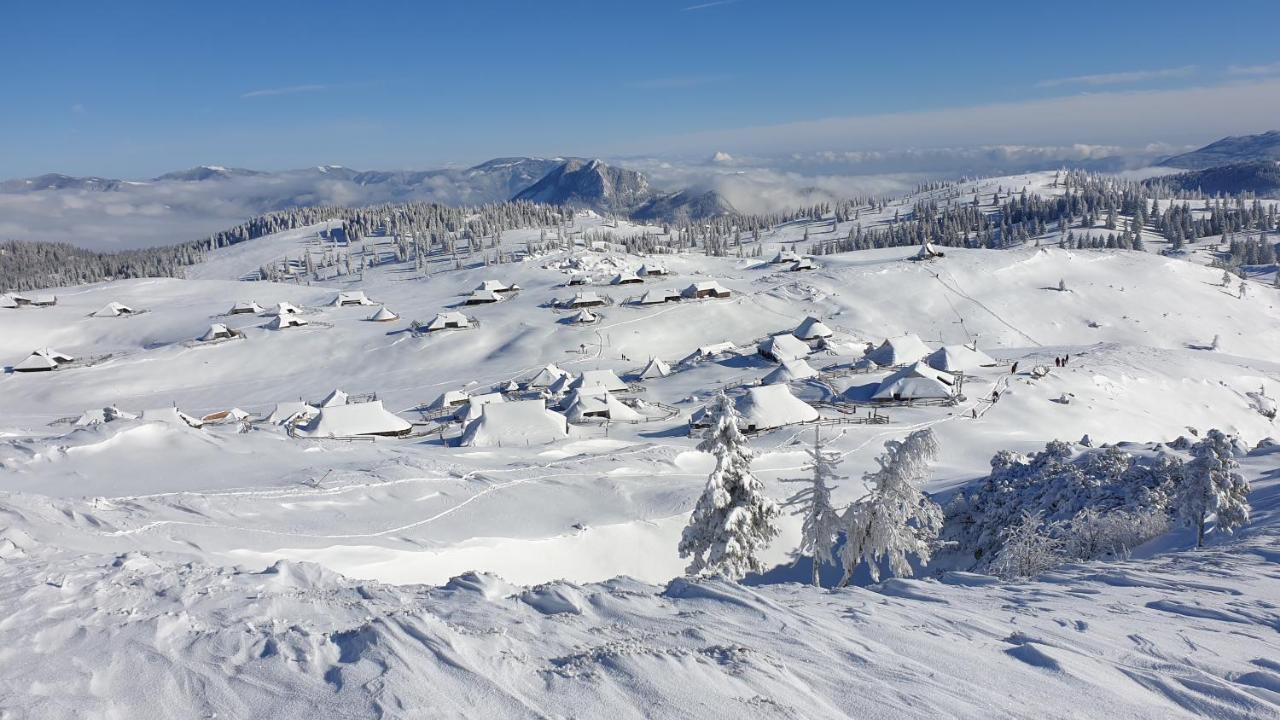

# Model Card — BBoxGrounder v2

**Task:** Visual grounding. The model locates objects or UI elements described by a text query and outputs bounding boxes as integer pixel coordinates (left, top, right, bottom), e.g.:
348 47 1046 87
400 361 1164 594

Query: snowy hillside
1 173 1278 717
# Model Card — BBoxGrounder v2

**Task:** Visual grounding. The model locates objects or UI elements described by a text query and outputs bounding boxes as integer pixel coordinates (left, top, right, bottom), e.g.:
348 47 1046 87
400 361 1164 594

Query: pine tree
781 428 842 586
678 392 780 580
839 429 943 584
1175 429 1250 547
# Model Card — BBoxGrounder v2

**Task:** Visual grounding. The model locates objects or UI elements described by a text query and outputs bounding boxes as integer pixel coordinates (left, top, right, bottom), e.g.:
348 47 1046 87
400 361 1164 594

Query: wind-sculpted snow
0 491 1276 718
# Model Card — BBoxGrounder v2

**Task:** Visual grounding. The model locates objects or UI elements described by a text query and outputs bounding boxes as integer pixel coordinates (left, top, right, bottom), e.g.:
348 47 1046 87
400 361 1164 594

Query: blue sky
3 0 1279 177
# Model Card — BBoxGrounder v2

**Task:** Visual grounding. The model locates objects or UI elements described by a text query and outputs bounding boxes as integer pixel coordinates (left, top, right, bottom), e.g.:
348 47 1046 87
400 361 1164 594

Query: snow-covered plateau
1 171 1278 718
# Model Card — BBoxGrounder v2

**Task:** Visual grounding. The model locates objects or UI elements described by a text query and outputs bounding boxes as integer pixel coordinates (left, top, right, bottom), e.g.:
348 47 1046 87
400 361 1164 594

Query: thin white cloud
682 0 740 11
1036 65 1196 88
632 74 729 89
1228 61 1280 76
620 78 1280 156
240 84 330 99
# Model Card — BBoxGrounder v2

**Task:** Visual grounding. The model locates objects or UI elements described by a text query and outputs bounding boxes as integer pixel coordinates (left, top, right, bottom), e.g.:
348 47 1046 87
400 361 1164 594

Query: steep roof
266 402 319 425
794 316 833 340
759 334 811 363
368 305 399 322
570 309 599 323
460 400 569 447
333 290 374 306
319 388 349 407
92 301 134 317
571 369 628 393
565 391 641 423
872 362 957 400
926 345 997 372
735 385 819 430
639 288 681 304
425 312 471 330
639 357 671 379
140 407 205 428
866 334 933 366
459 392 506 423
231 301 265 313
432 389 471 410
527 364 569 388
762 358 819 385
74 406 137 426
269 302 303 316
267 315 308 330
199 323 235 342
296 401 411 438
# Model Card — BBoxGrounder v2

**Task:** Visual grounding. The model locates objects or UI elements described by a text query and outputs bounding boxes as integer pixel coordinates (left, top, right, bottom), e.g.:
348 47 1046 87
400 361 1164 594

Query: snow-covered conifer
839 429 943 584
1175 429 1250 547
781 428 843 586
678 392 779 580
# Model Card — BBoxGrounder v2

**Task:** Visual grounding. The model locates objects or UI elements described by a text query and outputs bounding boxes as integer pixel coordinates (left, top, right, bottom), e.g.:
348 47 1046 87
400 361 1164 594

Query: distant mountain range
0 157 734 222
1148 160 1280 197
1159 130 1280 170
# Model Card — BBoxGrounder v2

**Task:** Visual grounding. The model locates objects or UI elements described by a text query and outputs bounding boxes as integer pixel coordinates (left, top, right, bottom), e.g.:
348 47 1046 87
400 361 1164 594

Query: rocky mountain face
512 158 651 213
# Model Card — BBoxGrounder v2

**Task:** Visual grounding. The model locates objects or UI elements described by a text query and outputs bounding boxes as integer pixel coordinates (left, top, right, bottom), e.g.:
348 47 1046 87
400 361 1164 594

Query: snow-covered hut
431 390 471 411
735 384 819 431
925 344 997 373
368 305 399 322
458 392 506 423
914 242 943 260
872 362 957 401
141 407 205 428
74 406 137 426
638 357 671 379
526 364 570 389
269 302 303 316
571 369 628 394
565 291 607 308
464 289 501 305
793 316 834 341
424 312 471 331
565 390 641 423
682 280 731 299
295 401 411 438
789 258 816 271
866 334 933 367
198 323 238 342
318 388 349 408
638 288 682 305
265 402 319 426
638 263 670 277
476 280 519 294
611 272 643 286
770 250 800 264
13 348 74 372
229 301 265 315
267 315 309 330
762 358 819 385
460 400 569 447
758 334 811 363
91 301 136 317
332 290 374 307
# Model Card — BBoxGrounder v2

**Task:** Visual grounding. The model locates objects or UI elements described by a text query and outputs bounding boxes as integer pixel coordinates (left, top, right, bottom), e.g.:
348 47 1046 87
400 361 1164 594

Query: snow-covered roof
866 334 933 366
269 302 303 316
333 290 374 306
296 401 411 438
872 362 957 401
459 392 506 423
565 391 641 423
266 402 319 425
267 315 308 330
682 280 730 297
568 291 606 306
14 347 74 371
789 258 816 271
476 280 510 293
92 301 134 317
319 388 349 407
794 316 833 340
466 289 501 304
368 305 398 322
460 400 569 447
0 294 17 309
639 357 671 379
611 272 643 285
735 385 819 431
425 312 471 330
637 263 669 275
527 364 570 388
141 407 204 428
571 369 628 393
198 323 235 342
759 334 811 363
762 358 819 385
432 390 471 409
639 288 681 304
926 345 997 372
230 301 265 314
771 250 800 263
74 406 137 426
571 309 598 323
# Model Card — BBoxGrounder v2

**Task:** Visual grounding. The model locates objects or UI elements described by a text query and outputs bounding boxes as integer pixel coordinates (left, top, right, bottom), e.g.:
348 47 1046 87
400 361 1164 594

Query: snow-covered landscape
4 4 1280 715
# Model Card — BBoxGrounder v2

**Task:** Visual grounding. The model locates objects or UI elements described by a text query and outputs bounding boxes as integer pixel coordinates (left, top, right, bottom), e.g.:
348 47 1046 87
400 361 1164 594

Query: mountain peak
1159 130 1280 170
